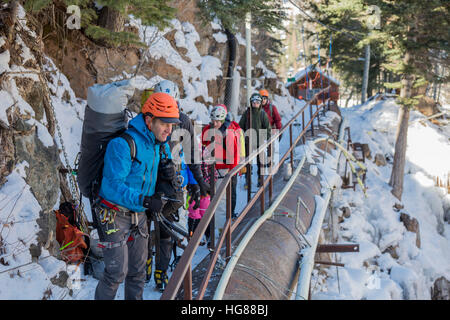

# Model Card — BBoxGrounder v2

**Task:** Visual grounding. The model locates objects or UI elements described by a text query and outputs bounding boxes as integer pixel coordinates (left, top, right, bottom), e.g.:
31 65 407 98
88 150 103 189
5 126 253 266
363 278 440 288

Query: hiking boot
257 177 263 188
145 257 152 283
199 235 208 246
154 269 168 292
169 255 181 271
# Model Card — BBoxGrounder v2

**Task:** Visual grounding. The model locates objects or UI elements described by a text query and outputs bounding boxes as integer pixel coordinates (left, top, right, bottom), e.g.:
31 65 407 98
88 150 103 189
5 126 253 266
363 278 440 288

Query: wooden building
286 65 340 104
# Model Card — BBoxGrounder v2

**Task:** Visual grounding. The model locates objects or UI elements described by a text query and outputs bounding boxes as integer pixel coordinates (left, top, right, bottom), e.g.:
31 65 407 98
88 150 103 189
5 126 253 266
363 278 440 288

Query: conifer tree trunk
389 51 414 201
98 6 125 33
224 28 237 109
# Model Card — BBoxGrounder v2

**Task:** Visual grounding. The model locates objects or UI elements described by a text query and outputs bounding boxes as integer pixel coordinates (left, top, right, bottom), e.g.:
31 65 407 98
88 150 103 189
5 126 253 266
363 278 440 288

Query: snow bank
311 98 450 300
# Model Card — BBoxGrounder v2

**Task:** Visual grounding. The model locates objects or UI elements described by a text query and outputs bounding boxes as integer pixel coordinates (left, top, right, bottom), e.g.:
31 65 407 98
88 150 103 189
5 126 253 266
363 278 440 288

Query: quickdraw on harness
98 200 120 236
95 198 143 249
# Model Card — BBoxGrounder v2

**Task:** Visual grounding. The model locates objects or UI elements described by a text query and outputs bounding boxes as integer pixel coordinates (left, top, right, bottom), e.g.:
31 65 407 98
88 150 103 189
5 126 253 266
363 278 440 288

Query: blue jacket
99 113 172 212
175 147 197 188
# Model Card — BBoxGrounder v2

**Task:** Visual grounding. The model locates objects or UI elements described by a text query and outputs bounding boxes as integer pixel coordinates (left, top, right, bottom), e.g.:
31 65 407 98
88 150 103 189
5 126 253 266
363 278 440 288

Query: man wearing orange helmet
259 89 282 132
95 92 180 300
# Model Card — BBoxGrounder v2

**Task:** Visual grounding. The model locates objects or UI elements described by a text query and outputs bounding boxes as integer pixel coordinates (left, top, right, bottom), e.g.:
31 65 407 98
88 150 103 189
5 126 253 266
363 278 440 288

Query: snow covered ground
1 4 448 300
311 98 450 300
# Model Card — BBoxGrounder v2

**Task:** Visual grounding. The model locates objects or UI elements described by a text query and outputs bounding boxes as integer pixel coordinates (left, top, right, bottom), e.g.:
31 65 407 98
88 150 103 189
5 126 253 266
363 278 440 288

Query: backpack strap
120 132 141 164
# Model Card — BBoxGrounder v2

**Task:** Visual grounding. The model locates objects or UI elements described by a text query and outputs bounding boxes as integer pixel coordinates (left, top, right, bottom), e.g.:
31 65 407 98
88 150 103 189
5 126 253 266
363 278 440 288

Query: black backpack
77 80 136 199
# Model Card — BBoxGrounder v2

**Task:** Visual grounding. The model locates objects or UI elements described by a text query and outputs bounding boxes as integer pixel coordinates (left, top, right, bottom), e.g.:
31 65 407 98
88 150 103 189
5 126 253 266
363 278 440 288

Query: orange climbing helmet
259 89 269 98
142 92 180 123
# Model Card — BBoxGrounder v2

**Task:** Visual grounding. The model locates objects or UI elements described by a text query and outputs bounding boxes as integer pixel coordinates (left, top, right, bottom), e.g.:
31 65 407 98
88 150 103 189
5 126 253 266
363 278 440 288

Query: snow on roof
286 65 340 87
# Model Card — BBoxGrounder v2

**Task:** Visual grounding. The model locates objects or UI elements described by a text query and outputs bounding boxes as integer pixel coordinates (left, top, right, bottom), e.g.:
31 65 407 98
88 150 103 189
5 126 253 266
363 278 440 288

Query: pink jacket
188 195 211 220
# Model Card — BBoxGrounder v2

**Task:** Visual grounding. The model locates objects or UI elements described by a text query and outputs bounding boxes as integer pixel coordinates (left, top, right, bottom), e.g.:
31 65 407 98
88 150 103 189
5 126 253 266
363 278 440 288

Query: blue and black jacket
99 113 172 212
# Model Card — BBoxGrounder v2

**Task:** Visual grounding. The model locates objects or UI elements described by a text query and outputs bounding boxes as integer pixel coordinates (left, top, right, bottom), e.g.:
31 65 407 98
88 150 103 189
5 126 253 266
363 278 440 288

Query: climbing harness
98 207 119 235
94 198 147 249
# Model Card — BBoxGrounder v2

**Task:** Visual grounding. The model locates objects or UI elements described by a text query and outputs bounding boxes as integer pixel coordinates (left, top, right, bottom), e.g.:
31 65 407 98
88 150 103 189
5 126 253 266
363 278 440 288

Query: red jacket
201 121 245 170
263 101 282 130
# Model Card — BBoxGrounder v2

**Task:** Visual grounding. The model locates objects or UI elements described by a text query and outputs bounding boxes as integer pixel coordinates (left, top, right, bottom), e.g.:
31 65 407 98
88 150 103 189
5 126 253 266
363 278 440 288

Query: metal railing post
183 264 192 300
260 171 265 215
317 105 320 128
268 143 273 203
226 183 232 259
289 124 294 170
302 111 306 144
209 136 216 251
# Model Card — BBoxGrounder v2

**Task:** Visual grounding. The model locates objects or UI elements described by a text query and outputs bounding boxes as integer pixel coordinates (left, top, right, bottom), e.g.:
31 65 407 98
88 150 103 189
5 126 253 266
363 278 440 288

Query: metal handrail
160 87 331 300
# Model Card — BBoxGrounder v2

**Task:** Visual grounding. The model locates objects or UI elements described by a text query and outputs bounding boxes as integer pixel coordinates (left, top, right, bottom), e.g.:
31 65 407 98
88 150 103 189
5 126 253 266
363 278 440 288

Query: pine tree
302 0 449 200
370 0 449 200
87 0 175 47
197 0 288 34
302 0 387 99
197 0 288 107
17 0 175 47
197 0 288 64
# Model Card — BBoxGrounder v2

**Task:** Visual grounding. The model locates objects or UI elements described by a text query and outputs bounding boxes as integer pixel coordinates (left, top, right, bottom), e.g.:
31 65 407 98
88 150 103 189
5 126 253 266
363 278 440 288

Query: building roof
286 65 340 87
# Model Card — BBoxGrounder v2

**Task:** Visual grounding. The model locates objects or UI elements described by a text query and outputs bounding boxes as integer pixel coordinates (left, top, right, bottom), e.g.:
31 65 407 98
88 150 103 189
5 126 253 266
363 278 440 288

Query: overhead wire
288 0 361 41
289 0 380 62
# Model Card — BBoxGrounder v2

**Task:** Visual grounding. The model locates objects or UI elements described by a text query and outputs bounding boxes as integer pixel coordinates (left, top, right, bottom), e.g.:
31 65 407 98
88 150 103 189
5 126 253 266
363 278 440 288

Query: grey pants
95 210 149 300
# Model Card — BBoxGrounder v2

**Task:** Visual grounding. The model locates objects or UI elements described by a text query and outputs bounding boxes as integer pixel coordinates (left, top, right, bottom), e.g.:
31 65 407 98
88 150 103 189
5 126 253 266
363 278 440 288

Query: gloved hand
159 159 176 181
198 180 211 197
239 166 247 175
143 193 167 213
188 184 201 210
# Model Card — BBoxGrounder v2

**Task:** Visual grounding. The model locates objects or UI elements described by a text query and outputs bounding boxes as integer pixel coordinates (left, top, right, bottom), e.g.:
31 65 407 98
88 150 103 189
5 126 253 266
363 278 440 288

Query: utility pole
361 43 370 104
245 12 252 107
245 11 253 200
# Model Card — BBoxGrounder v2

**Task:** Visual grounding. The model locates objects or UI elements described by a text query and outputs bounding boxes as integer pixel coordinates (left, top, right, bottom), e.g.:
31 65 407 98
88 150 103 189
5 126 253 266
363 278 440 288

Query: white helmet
210 104 228 121
154 80 180 100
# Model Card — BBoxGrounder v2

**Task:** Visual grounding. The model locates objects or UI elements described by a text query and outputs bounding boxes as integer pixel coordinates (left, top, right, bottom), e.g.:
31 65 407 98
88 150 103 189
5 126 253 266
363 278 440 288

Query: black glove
159 158 176 181
188 184 201 210
198 180 211 197
143 193 167 213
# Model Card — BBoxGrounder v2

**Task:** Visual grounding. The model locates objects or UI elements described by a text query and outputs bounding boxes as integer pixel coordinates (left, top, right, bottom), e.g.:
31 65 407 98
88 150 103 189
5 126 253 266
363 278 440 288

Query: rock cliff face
42 0 282 109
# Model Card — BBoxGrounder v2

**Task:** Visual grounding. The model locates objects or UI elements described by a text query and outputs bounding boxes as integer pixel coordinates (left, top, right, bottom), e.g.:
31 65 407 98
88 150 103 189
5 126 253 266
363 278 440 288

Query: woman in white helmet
201 104 246 219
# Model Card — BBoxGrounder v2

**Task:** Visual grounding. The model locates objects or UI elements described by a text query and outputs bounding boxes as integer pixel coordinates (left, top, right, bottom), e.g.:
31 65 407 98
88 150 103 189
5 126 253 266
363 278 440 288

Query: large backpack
77 79 136 199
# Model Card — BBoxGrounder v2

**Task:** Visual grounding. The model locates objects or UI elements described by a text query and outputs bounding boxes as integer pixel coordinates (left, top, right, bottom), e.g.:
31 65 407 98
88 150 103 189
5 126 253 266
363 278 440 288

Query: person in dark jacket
149 80 210 291
153 80 210 197
238 93 271 187
95 92 180 300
